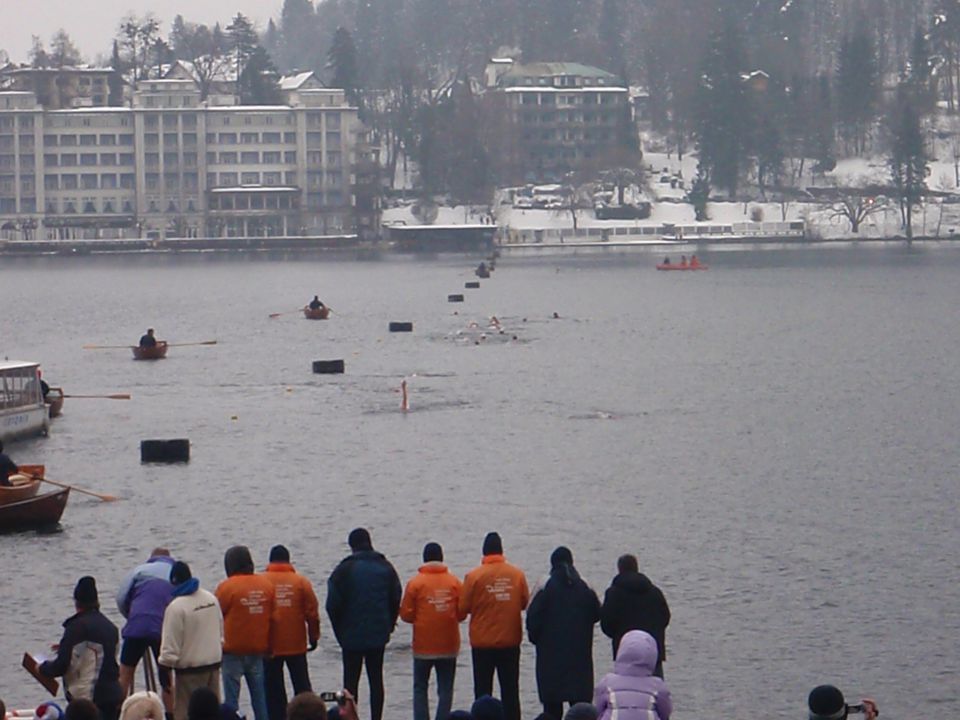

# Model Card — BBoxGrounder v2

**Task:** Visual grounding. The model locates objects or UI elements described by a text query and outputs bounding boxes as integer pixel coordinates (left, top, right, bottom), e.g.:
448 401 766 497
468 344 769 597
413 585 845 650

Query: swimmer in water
552 312 560 319
490 316 501 328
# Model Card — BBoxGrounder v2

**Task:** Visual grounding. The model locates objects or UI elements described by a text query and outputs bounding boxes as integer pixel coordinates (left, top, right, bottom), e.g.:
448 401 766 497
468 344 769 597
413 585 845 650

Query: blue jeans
413 657 457 720
222 653 268 720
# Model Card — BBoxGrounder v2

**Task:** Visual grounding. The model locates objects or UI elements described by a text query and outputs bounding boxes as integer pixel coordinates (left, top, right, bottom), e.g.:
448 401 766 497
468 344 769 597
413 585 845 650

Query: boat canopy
0 361 42 411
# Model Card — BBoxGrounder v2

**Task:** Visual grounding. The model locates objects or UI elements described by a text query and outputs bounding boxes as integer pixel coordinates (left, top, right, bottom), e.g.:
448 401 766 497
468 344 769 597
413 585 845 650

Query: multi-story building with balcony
0 74 365 240
485 60 631 182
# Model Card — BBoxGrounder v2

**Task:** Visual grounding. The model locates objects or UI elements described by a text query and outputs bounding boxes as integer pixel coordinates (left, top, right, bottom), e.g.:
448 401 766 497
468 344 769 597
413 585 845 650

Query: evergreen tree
598 0 626 75
227 14 259 98
888 85 929 240
278 0 320 73
29 36 50 68
239 46 282 105
695 17 751 197
907 25 935 110
688 164 711 221
50 29 82 67
108 40 124 106
328 27 360 103
836 27 879 155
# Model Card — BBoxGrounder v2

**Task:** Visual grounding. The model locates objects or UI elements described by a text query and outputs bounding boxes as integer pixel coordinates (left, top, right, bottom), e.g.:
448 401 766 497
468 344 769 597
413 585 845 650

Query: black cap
482 532 502 556
170 561 192 585
73 576 99 608
550 546 573 568
348 527 372 551
269 545 290 563
809 685 847 720
423 542 443 562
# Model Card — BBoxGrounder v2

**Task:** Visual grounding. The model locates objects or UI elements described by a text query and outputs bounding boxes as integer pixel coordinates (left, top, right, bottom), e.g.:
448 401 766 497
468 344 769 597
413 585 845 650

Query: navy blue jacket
326 549 402 651
600 571 671 675
526 566 601 703
40 608 123 709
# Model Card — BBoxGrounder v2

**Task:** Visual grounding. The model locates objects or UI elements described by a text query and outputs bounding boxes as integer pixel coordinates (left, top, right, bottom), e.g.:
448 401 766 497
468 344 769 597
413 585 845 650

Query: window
206 133 216 143
241 152 259 164
219 172 238 186
19 116 34 129
220 152 237 164
145 116 159 128
183 133 197 147
284 151 297 163
100 153 116 165
44 175 59 190
119 153 134 166
306 151 322 165
44 154 58 166
146 173 159 190
219 133 237 144
327 114 341 130
163 152 179 166
83 199 97 213
81 174 98 190
184 152 197 168
262 132 281 143
145 153 159 167
80 153 97 166
283 132 296 143
241 172 259 184
262 151 281 164
120 174 135 189
307 171 322 188
163 114 178 128
325 131 341 147
165 174 179 191
60 153 78 166
306 132 322 146
20 176 35 193
241 132 258 144
118 134 134 145
184 172 199 190
182 114 198 128
285 171 297 185
43 135 58 146
61 174 78 189
60 135 77 146
79 135 96 146
46 199 58 214
103 199 115 213
263 171 281 185
100 134 116 145
326 151 341 168
326 170 343 187
102 174 117 189
145 133 159 147
163 133 178 147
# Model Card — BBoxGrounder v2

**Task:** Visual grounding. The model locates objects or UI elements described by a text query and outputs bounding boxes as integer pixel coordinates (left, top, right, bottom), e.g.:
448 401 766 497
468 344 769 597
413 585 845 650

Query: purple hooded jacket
115 555 175 640
593 630 672 720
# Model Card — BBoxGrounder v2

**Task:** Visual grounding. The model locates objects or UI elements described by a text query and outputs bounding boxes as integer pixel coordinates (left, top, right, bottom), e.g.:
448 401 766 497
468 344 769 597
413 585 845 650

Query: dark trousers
413 657 457 720
471 646 521 720
265 654 312 720
342 647 385 720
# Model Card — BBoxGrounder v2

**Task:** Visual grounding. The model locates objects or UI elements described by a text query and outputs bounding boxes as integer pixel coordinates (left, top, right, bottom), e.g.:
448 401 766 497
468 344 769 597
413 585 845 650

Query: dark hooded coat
599 572 670 676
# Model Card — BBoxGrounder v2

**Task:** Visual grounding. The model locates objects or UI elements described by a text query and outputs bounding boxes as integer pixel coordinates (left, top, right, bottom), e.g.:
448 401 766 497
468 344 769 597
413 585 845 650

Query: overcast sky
1 0 284 63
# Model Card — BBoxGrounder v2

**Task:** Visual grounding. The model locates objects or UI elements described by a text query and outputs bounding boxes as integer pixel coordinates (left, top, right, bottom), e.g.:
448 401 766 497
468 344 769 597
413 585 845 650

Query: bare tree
826 194 888 233
119 14 161 83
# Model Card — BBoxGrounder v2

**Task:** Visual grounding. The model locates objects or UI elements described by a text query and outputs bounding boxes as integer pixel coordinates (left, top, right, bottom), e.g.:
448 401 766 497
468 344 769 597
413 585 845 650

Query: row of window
518 93 623 106
43 153 135 167
520 111 620 125
211 172 294 187
45 173 136 191
144 152 199 168
46 197 135 214
0 197 36 212
43 134 135 147
208 151 297 165
0 135 36 150
144 133 198 147
0 174 32 194
0 117 35 129
208 194 297 211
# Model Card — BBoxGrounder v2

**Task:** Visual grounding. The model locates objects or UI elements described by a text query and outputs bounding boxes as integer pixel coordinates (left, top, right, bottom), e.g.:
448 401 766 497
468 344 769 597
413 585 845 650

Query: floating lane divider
313 359 345 374
465 281 481 289
141 439 190 463
448 294 465 302
389 322 414 332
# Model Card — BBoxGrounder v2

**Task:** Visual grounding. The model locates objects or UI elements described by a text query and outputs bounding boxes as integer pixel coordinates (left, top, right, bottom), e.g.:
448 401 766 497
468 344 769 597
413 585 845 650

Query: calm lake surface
1 246 957 719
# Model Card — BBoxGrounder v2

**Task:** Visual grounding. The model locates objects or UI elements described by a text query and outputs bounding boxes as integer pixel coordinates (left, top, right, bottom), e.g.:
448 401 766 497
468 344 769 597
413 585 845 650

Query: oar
269 308 303 318
83 344 135 350
63 393 131 400
165 340 217 347
31 474 120 502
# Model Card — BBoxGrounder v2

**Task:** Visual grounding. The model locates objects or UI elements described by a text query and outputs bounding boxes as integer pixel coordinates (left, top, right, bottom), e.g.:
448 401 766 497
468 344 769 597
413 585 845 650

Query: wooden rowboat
303 306 330 320
0 464 44 506
0 487 69 532
46 387 64 418
133 343 168 360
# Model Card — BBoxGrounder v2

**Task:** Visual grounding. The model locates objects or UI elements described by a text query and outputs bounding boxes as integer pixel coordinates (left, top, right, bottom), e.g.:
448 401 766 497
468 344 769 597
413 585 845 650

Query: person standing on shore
326 528 402 720
459 532 529 720
115 549 176 714
599 555 670 678
262 545 321 720
526 547 600 720
400 542 465 720
159 562 223 720
40 577 124 720
216 546 275 720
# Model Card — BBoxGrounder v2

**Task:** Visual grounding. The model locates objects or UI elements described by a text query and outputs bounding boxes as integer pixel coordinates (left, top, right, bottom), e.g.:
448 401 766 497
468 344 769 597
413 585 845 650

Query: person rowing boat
0 440 18 487
308 295 326 311
139 329 158 348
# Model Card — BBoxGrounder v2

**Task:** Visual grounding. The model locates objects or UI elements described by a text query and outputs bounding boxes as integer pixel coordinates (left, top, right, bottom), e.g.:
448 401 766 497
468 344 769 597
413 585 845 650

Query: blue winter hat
471 696 504 720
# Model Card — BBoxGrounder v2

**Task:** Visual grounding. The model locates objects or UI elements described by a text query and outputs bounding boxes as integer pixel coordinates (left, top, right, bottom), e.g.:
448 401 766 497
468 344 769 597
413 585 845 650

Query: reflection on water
1 248 958 718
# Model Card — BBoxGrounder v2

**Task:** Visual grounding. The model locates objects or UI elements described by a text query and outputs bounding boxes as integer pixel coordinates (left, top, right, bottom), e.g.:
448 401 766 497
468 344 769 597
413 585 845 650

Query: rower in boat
680 255 688 268
309 295 326 311
139 328 158 348
0 440 18 487
690 254 701 268
662 257 671 266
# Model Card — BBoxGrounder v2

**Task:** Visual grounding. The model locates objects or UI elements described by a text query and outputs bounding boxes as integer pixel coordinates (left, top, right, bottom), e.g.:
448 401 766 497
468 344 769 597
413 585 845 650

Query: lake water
1 246 957 719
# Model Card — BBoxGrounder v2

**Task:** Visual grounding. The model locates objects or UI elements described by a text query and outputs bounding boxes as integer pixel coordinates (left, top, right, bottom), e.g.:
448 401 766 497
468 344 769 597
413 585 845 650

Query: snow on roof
502 86 627 93
502 62 617 81
279 71 316 90
0 360 39 371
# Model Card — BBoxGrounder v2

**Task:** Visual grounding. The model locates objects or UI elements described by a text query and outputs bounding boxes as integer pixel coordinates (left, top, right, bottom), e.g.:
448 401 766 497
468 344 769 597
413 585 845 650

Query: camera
319 692 347 705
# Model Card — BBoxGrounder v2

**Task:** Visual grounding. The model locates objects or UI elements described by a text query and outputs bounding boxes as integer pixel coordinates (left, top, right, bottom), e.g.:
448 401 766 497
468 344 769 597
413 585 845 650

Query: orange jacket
262 562 320 656
400 562 464 658
215 573 275 655
458 555 529 649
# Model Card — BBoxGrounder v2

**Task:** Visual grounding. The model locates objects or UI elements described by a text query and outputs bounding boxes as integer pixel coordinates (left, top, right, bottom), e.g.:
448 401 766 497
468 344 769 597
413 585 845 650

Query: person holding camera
808 686 878 720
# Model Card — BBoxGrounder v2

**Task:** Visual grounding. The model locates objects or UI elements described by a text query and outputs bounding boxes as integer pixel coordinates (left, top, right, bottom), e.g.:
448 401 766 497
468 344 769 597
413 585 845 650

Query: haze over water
1 247 957 719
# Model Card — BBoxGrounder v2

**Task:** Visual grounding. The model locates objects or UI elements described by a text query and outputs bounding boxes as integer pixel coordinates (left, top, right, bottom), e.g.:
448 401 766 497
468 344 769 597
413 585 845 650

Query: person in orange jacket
400 542 465 720
215 546 275 720
262 545 321 720
459 532 530 720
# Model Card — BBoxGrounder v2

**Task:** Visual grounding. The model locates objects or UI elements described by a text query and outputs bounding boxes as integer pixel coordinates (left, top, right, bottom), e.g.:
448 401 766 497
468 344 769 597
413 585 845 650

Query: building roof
502 62 618 82
279 71 318 90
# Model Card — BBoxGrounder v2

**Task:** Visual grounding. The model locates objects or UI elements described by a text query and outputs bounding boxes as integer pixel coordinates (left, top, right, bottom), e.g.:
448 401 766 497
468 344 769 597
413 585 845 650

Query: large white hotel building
0 70 367 240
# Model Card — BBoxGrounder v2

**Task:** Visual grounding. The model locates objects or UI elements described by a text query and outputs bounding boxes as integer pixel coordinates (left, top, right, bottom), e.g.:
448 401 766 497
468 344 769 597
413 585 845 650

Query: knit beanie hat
73 576 99 608
170 561 192 586
269 545 290 563
348 527 372 551
809 686 847 720
423 542 443 562
563 704 598 720
482 532 503 556
187 688 220 720
448 712 473 720
471 696 504 720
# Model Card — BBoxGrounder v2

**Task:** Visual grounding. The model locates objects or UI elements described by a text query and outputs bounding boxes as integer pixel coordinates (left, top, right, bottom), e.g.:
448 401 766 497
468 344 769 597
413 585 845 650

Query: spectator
186 688 220 720
808 685 878 720
40 577 123 720
286 693 327 720
263 545 321 720
527 548 600 720
471 696 505 720
400 542 465 720
459 533 529 720
65 701 100 720
115 549 176 714
593 630 671 720
120 692 165 720
326 529 402 720
159 562 224 720
599 555 670 678
216 546 275 720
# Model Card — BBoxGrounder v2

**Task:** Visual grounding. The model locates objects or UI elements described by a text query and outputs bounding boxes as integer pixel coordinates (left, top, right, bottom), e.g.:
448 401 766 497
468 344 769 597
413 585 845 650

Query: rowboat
303 306 330 320
656 264 708 271
0 464 44 506
1 361 50 443
0 487 69 532
46 387 64 418
133 343 168 360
